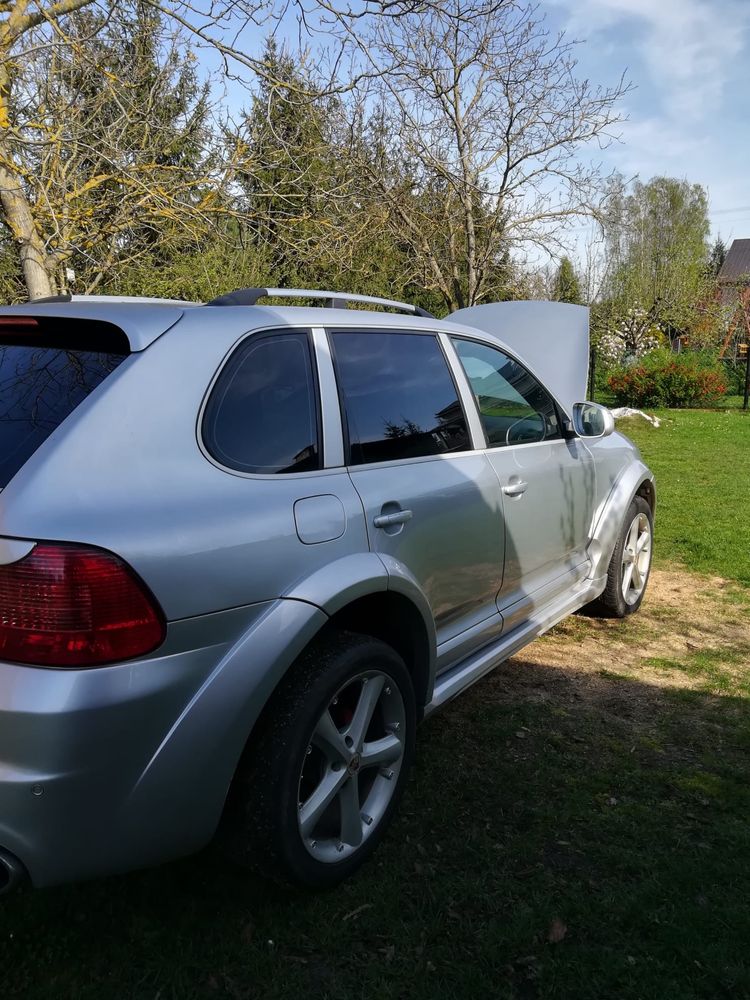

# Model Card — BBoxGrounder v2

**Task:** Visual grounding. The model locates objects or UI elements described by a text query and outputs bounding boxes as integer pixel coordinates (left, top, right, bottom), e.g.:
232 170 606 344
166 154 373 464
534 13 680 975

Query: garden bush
607 349 727 408
721 359 748 396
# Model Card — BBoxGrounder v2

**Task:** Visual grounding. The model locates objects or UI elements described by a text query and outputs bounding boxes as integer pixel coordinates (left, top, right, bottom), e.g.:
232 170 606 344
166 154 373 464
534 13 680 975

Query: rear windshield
0 321 127 487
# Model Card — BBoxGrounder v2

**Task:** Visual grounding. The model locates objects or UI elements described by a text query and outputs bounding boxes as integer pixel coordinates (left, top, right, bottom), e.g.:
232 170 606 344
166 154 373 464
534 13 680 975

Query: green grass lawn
2 407 750 1000
621 404 750 583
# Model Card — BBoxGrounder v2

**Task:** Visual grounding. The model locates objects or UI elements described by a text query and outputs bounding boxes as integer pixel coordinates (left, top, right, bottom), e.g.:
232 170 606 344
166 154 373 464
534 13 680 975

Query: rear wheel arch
319 590 435 713
221 629 417 885
218 588 434 843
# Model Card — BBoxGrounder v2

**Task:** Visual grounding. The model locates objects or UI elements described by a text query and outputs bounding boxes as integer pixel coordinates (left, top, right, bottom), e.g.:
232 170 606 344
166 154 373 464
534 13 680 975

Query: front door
449 336 595 626
328 328 505 647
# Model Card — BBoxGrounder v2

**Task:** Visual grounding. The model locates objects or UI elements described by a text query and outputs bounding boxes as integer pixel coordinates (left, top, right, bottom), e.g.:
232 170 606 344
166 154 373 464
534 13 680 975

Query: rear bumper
0 597 326 887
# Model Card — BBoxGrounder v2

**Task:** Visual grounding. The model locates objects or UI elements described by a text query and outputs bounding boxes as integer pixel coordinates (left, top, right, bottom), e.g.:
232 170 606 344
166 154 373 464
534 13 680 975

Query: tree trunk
0 158 53 299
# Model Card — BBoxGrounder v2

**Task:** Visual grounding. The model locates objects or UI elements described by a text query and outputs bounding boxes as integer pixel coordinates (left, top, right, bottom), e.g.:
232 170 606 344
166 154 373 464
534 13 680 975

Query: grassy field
2 406 749 1000
622 404 750 583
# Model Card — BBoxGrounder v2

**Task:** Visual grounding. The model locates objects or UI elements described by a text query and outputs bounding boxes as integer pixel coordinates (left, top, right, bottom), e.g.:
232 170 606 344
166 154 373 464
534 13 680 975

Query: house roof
719 239 750 282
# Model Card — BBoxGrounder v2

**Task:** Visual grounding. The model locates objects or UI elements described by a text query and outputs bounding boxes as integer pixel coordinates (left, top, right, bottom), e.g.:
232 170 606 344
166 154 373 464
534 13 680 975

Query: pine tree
709 236 727 277
552 257 583 304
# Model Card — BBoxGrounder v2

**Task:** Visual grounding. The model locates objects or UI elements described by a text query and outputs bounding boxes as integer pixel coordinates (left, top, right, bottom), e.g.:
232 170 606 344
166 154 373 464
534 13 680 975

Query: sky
198 0 749 251
547 0 750 245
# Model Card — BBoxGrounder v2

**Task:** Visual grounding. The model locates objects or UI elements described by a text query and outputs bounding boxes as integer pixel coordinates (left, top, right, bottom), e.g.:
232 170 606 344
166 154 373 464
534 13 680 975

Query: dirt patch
479 567 750 714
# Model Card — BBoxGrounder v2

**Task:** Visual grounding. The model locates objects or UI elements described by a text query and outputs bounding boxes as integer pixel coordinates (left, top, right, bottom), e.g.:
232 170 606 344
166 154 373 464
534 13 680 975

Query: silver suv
0 288 654 892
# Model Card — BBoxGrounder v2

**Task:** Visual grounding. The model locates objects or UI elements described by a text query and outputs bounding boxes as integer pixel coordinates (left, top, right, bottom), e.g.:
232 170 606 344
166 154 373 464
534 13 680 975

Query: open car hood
449 301 590 418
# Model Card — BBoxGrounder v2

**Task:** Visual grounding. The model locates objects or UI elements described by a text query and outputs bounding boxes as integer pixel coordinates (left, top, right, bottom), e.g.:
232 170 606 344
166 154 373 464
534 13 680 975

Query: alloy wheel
297 671 406 863
621 512 652 605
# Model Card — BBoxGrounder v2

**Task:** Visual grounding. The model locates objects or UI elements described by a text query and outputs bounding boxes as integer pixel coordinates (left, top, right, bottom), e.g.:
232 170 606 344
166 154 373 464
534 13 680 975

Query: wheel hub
347 752 361 776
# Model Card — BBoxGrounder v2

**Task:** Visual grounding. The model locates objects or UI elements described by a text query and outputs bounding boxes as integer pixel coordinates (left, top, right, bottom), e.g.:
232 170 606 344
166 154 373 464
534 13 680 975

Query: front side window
330 331 470 465
202 331 320 474
452 338 561 447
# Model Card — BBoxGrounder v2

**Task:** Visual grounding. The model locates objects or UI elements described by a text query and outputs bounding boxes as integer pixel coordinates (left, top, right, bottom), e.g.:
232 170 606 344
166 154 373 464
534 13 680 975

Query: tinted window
202 331 320 474
331 331 470 465
0 344 125 488
452 338 561 447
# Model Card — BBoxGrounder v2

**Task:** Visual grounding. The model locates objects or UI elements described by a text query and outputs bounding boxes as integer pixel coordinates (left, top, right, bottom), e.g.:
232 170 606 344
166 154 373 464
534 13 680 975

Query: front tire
222 631 416 888
589 496 653 618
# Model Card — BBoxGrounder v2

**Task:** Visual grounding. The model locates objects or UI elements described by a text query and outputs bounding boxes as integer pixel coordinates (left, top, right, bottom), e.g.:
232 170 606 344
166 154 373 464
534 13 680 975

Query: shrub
722 359 747 396
607 349 727 408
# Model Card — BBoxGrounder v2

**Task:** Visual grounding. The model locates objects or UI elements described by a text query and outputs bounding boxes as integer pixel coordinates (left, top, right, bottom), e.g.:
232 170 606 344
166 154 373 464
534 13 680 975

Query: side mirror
572 402 615 439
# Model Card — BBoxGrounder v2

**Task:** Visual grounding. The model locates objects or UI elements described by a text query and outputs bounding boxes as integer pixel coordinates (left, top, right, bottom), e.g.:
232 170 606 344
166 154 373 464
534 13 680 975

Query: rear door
449 336 595 628
328 328 505 648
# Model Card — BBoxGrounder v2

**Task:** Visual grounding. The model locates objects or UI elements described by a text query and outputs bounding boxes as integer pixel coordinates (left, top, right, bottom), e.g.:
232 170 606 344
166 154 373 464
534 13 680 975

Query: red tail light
0 544 166 667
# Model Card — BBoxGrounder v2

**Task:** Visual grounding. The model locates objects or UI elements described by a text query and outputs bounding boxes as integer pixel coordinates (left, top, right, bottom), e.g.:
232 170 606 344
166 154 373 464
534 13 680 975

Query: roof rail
205 287 436 318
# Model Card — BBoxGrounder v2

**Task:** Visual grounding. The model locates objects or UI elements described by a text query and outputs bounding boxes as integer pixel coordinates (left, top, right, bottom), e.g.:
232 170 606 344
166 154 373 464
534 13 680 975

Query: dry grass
517 567 750 695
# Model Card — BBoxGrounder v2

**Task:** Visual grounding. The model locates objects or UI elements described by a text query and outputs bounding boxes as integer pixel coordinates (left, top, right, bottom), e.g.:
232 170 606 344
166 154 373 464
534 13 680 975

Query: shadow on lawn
3 658 750 999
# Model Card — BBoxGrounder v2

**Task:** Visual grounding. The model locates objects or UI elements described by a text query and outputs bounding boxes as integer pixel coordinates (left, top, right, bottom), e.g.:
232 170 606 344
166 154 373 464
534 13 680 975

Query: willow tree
598 175 718 346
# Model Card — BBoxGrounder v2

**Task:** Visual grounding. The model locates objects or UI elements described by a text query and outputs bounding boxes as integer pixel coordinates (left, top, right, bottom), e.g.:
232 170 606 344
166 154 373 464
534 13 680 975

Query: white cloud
554 0 750 120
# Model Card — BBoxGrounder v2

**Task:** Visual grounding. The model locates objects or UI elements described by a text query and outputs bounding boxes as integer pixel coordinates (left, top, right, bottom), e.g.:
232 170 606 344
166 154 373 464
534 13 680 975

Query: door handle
373 509 413 529
502 480 528 498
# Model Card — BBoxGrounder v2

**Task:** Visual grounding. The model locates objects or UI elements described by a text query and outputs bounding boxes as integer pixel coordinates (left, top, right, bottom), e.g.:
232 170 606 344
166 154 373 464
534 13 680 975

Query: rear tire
221 630 416 888
588 496 653 618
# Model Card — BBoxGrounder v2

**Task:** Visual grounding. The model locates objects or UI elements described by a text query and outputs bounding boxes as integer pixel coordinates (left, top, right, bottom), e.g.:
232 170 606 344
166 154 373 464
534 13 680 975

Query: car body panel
0 598 328 886
0 297 654 888
485 436 596 613
347 452 505 646
0 311 371 622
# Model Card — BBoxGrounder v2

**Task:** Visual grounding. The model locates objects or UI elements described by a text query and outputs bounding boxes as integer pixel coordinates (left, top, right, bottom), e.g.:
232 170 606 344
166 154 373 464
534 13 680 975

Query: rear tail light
0 543 166 667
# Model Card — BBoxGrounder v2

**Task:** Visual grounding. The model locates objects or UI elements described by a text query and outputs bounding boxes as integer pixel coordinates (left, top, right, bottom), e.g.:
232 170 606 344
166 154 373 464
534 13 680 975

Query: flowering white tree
597 305 664 365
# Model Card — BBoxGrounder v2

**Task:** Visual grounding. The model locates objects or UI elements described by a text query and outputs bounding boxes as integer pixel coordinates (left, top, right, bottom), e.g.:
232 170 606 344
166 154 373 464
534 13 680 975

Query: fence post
588 345 596 402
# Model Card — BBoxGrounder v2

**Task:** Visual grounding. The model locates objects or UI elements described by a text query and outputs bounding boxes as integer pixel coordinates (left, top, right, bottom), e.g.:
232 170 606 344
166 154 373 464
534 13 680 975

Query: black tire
587 496 653 618
221 630 416 888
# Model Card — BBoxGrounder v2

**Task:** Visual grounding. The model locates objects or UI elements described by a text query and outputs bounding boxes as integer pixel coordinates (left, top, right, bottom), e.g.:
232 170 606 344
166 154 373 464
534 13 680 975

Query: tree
232 39 459 312
0 0 508 299
597 175 717 358
343 1 628 312
0 2 233 298
234 39 354 289
552 257 583 304
709 235 727 277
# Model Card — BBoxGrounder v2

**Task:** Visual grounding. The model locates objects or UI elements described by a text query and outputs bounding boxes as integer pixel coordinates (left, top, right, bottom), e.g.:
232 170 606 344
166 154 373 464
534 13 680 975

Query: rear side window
0 324 127 488
330 330 470 465
202 331 321 475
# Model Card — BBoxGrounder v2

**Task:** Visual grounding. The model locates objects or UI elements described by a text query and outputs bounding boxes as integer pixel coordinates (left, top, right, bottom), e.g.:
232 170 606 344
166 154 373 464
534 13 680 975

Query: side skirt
424 575 606 717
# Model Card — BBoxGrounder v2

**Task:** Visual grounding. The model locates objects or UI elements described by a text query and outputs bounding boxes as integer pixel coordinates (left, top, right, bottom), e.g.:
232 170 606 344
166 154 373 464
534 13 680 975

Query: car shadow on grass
2 657 750 1000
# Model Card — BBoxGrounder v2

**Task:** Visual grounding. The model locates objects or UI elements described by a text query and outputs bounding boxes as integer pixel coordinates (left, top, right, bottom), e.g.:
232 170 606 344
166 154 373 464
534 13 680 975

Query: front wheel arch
587 495 653 618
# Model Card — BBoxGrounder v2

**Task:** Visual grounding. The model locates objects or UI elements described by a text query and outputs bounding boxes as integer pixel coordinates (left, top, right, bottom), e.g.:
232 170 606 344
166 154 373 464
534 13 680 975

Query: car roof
0 297 589 415
0 299 459 351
